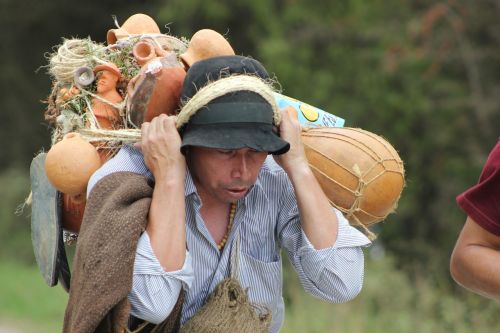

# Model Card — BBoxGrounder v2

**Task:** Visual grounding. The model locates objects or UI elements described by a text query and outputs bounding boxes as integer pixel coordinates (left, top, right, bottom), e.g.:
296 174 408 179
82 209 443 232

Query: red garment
457 138 500 236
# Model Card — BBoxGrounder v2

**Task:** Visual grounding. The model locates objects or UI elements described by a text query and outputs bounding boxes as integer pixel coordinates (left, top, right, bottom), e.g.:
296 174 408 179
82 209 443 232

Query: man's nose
231 155 249 179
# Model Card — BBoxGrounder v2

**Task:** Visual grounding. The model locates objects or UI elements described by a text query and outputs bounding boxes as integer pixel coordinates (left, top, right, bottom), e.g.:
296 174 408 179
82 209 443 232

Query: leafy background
0 0 499 332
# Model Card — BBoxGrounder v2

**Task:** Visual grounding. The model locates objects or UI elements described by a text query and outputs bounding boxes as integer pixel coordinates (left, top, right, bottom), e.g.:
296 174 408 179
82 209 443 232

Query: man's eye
218 150 233 155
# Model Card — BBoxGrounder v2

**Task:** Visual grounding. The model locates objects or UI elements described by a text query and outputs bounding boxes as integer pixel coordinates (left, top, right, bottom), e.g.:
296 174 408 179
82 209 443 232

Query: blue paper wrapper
274 92 345 128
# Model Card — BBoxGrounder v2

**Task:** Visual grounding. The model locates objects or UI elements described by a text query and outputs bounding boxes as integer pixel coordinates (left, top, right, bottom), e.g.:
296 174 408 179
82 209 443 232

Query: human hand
134 114 186 181
273 107 310 176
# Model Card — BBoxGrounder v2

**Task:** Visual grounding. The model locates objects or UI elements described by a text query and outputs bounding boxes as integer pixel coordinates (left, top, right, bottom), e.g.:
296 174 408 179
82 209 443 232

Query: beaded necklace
217 202 237 251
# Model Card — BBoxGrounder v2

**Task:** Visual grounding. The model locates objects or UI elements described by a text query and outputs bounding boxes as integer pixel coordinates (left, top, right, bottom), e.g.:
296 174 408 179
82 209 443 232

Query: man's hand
135 114 186 181
273 107 309 177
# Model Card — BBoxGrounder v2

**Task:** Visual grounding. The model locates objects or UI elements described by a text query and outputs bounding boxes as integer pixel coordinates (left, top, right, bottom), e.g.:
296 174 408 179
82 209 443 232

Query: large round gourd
45 132 101 196
301 127 405 226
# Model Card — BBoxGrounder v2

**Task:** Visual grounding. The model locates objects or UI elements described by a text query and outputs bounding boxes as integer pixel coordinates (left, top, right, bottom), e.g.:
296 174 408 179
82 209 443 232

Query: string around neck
217 202 237 251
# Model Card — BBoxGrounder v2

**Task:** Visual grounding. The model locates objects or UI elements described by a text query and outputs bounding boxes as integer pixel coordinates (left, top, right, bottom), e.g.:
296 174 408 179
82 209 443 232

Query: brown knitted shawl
63 171 183 333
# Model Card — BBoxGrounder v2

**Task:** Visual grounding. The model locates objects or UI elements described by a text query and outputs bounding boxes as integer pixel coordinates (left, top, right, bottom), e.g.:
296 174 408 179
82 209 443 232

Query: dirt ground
0 324 24 333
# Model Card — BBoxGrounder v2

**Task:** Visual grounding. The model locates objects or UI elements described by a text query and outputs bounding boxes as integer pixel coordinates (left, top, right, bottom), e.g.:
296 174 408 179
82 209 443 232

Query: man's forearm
147 177 186 271
288 165 338 249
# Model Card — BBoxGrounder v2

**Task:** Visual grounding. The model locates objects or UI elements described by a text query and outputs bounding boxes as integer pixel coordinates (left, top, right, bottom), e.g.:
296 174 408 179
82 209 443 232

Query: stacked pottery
180 29 235 70
107 13 162 45
127 48 186 124
45 133 102 233
133 39 169 66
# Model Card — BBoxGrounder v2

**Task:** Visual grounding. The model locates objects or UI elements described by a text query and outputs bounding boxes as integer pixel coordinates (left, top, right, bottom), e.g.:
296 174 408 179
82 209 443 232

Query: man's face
188 147 268 204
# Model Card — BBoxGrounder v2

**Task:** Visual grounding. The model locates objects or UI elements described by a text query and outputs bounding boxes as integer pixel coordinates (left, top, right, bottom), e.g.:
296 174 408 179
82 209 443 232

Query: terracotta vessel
144 66 185 121
107 13 161 45
59 142 115 234
301 127 405 226
62 193 86 233
45 132 101 197
180 29 235 69
127 55 186 124
133 41 157 66
92 62 123 129
132 40 169 66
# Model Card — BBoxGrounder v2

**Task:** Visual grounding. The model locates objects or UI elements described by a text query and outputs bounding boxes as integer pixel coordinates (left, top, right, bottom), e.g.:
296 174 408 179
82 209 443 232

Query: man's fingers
283 106 298 120
133 141 142 152
141 121 150 138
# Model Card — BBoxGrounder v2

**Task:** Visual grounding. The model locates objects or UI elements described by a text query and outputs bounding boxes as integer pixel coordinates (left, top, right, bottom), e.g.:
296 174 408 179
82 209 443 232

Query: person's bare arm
450 216 500 300
138 114 187 271
273 108 338 249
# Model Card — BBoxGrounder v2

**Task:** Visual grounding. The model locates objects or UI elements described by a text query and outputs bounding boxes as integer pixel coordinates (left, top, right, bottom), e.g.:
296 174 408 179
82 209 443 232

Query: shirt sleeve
128 232 194 324
456 139 500 236
279 191 371 303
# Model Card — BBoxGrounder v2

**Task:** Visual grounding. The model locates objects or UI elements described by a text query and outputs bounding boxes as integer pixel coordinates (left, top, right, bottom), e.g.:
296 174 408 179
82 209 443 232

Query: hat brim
181 123 290 155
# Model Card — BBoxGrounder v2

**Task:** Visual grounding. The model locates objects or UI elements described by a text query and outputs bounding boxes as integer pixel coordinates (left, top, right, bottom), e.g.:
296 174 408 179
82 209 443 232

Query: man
450 139 500 300
86 55 371 332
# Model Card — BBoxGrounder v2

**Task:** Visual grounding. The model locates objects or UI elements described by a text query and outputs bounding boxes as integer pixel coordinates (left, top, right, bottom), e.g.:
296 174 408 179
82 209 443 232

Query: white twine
176 75 281 129
111 33 188 54
78 128 141 143
49 38 107 83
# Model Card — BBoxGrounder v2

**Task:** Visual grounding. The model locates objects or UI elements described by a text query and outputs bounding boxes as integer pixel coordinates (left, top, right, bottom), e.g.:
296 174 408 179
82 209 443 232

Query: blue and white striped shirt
88 145 371 333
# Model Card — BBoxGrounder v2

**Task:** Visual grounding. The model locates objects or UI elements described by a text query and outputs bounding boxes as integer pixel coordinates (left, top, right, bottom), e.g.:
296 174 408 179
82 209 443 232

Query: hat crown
181 55 270 101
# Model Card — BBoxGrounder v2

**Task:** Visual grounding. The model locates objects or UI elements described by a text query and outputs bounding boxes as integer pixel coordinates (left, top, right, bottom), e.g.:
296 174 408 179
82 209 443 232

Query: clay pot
133 41 157 66
45 132 101 197
301 127 405 226
128 57 186 123
59 143 114 234
107 13 161 45
180 29 235 69
145 66 185 121
62 193 86 233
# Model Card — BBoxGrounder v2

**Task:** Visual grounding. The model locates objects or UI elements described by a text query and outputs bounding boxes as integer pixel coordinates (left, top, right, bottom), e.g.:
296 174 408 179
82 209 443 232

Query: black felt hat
179 55 290 155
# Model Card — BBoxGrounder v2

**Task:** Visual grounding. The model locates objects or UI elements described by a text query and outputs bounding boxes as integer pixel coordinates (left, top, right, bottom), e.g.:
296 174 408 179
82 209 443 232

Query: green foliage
282 254 500 333
1 255 498 333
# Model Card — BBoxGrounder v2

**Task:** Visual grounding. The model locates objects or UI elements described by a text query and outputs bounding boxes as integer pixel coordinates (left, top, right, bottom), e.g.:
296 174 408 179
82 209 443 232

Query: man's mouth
227 187 248 196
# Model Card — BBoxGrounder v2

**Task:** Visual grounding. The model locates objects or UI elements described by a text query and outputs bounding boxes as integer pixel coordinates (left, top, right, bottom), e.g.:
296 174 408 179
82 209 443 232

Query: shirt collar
184 168 198 197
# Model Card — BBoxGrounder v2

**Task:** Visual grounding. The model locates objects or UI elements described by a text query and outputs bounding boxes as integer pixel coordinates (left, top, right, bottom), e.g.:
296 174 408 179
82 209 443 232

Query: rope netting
302 128 405 238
